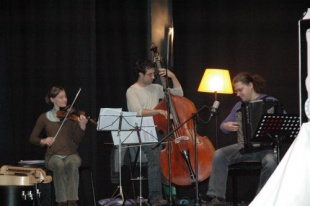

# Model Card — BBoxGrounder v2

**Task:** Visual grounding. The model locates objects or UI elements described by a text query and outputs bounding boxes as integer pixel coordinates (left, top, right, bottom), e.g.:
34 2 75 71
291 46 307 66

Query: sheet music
111 116 158 145
96 108 137 131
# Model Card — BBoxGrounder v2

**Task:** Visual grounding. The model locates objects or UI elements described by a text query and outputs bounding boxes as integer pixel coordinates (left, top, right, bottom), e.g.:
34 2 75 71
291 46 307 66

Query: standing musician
202 72 285 206
126 59 183 206
29 86 88 206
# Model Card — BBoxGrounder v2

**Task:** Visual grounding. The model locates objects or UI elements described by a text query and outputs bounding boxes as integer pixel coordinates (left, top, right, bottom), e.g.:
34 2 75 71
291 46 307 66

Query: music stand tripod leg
110 131 125 205
98 110 146 205
135 125 150 206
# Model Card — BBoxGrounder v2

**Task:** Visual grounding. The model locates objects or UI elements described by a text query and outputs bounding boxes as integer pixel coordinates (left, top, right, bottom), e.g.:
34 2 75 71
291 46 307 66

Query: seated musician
126 59 183 206
202 72 285 206
29 86 88 206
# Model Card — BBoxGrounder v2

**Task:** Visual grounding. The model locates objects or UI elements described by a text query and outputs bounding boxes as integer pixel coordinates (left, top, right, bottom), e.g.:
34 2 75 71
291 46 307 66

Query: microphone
208 100 220 121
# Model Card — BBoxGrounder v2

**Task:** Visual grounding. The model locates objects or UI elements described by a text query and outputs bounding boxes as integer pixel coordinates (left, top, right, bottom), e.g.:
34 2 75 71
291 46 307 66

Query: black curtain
1 0 148 203
95 0 148 199
173 0 310 148
8 0 97 164
172 0 310 201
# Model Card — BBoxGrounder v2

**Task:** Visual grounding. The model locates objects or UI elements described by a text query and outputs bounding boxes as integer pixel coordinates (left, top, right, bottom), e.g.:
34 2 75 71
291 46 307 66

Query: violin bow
52 87 82 142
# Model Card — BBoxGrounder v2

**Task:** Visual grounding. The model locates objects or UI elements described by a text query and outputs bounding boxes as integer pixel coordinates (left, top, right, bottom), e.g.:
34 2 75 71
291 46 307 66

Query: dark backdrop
173 1 309 147
0 0 309 204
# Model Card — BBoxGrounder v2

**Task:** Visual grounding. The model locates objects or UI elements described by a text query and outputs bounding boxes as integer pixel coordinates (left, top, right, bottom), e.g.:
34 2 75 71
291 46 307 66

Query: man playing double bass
126 59 183 206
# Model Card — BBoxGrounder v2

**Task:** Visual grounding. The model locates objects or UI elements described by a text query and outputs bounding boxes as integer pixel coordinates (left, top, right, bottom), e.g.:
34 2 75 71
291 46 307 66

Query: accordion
236 98 284 153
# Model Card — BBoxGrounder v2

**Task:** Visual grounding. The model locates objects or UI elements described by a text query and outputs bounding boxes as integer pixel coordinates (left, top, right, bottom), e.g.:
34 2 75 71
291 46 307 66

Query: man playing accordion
202 72 285 206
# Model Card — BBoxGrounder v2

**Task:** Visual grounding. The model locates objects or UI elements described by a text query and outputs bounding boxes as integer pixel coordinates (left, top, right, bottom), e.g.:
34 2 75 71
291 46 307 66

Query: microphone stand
198 110 219 126
153 105 208 205
193 112 199 206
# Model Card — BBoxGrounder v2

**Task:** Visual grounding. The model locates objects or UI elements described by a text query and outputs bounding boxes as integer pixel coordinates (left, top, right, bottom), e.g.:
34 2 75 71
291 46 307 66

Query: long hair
233 72 266 93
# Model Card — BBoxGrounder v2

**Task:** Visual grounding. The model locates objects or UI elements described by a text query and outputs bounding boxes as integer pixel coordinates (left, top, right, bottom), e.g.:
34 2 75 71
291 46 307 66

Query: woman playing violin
29 86 88 206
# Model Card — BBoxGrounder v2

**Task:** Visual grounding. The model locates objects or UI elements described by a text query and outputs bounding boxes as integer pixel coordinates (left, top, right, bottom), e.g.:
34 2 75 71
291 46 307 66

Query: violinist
29 86 88 206
126 59 183 206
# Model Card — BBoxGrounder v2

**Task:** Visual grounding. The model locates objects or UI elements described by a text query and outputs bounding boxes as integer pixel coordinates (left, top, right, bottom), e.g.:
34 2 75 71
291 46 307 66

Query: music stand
127 117 157 206
97 108 137 204
252 114 300 163
110 116 157 206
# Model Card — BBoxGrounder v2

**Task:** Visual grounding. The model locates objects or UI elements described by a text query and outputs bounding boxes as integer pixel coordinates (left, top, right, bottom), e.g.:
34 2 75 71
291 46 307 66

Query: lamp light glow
198 68 233 94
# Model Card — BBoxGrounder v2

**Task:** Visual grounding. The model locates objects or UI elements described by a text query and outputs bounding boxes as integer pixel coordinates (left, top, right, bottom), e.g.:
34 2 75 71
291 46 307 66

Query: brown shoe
58 202 67 206
68 200 78 206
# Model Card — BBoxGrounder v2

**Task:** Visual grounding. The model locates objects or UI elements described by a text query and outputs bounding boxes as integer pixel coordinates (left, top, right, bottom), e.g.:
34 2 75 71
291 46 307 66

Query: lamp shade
198 68 233 94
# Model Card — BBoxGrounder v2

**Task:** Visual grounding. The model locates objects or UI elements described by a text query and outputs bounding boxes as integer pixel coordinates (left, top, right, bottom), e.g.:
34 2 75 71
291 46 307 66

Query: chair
79 166 96 206
228 160 262 206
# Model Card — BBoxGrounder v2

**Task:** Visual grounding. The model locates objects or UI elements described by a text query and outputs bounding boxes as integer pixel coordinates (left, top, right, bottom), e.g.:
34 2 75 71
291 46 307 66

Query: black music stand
131 117 157 206
251 114 300 163
97 108 137 205
110 116 157 206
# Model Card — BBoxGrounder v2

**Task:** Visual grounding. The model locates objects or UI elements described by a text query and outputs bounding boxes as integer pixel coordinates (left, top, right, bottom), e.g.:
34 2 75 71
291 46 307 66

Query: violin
56 106 97 125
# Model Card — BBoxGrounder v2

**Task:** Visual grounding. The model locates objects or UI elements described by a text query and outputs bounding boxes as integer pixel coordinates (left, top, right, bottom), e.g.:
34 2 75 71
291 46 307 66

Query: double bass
150 44 215 186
